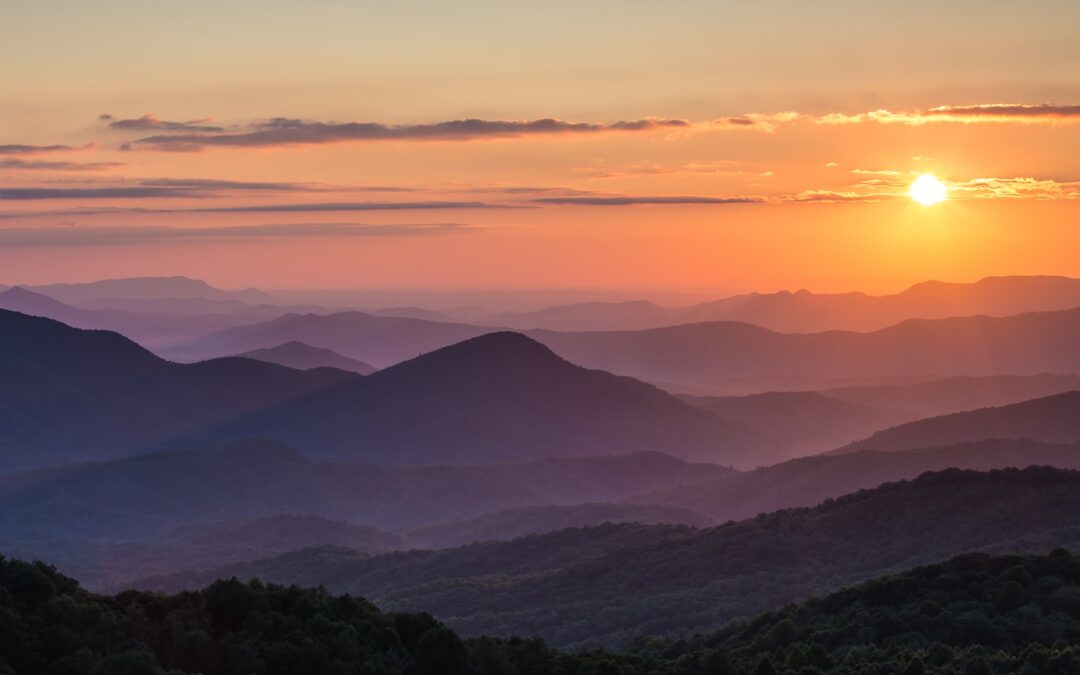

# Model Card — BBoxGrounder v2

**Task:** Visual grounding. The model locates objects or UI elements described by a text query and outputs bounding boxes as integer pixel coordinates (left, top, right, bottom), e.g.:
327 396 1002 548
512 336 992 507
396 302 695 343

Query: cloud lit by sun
909 174 947 206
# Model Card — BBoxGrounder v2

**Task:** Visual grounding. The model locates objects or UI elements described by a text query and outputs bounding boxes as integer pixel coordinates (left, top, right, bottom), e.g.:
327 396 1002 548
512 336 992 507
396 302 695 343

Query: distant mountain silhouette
0 286 289 349
0 307 170 406
837 390 1080 453
681 390 911 460
136 466 1080 647
531 307 1080 391
41 514 408 590
1 313 761 468
0 439 731 588
237 341 376 374
479 300 670 331
163 310 493 366
635 437 1080 521
822 373 1080 417
472 275 1080 332
189 332 763 465
29 275 271 304
0 310 357 470
164 303 1080 392
406 502 714 549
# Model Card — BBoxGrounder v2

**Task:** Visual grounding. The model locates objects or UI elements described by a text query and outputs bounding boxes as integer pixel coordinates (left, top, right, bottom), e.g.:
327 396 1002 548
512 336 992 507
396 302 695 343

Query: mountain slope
136 466 1080 648
681 390 911 459
0 310 357 470
476 275 1080 332
187 332 764 465
838 391 1080 453
634 437 1080 520
2 313 754 469
162 310 493 366
640 550 1080 674
822 372 1080 417
237 341 376 374
0 440 732 587
530 306 1080 391
406 502 714 549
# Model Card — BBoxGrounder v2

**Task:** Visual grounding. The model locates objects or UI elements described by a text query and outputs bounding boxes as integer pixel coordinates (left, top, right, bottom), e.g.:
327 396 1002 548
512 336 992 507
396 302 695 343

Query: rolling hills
838 391 1080 453
237 341 377 374
134 466 1080 648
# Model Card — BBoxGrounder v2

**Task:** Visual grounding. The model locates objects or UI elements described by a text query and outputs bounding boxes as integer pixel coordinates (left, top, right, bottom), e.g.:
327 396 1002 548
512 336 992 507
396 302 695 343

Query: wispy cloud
139 178 418 193
0 187 204 200
573 160 774 180
100 113 224 132
851 168 901 176
0 144 91 155
783 190 902 203
706 112 801 132
531 195 763 206
186 201 504 213
0 159 124 172
120 116 692 151
0 222 475 247
0 200 507 219
819 103 1080 125
948 177 1080 200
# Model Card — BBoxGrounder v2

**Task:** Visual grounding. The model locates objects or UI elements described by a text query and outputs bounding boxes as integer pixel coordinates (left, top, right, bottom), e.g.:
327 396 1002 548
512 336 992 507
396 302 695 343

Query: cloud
0 187 204 200
948 177 1080 200
140 178 416 193
120 116 692 151
0 222 475 247
818 103 1080 125
531 195 763 206
783 190 901 203
573 160 774 180
186 200 504 213
0 144 90 155
100 113 224 132
0 200 507 219
852 169 901 176
707 112 801 132
0 159 124 171
0 181 427 202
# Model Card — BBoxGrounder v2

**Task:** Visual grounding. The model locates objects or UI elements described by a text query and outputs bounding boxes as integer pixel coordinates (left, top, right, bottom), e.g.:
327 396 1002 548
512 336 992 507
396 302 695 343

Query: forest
4 550 1080 674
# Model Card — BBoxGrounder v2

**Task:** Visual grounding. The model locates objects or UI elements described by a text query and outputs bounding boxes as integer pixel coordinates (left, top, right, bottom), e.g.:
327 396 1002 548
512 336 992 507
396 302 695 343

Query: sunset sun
910 174 947 205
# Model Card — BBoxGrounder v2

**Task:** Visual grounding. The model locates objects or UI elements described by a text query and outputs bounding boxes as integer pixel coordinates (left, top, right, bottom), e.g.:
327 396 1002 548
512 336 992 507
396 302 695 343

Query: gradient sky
3 0 1079 297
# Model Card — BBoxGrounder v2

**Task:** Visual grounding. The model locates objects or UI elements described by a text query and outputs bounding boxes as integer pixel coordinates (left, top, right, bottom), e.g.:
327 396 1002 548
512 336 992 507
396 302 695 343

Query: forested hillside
4 551 1080 674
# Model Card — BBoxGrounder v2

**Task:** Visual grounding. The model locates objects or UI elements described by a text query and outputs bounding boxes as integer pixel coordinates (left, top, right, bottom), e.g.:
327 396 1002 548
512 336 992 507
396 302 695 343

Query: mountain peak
380 331 564 376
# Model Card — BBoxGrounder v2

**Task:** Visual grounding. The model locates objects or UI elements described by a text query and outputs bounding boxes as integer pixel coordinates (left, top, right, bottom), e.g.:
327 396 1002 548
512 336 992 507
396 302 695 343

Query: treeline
0 556 624 675
4 551 1080 674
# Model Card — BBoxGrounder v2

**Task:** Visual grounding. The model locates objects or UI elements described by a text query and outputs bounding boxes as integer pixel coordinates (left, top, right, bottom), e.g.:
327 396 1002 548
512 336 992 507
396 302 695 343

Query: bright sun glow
909 174 947 205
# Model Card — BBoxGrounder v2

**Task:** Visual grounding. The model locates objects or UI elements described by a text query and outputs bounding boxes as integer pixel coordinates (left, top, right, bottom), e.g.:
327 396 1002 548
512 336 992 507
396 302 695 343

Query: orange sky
2 1 1079 297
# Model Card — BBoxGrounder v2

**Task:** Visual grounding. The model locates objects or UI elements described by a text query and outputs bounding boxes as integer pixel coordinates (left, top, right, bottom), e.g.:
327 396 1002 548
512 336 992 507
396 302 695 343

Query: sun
909 174 947 206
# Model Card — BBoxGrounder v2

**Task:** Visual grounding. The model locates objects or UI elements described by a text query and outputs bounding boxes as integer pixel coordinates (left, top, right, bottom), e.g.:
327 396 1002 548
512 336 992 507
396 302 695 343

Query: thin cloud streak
532 195 764 206
100 113 224 133
819 103 1080 125
0 222 475 247
0 144 90 155
0 159 124 171
121 117 692 151
0 200 508 219
0 187 205 200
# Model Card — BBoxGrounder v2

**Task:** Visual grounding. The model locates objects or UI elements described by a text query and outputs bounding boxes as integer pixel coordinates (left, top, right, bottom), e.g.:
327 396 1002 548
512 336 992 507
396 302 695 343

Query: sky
2 0 1079 298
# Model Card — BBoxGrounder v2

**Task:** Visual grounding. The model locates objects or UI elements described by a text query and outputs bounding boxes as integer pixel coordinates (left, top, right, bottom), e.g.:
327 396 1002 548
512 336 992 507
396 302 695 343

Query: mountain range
467 275 1080 332
237 341 376 374
157 300 1080 394
134 466 1080 648
0 310 760 470
633 437 1080 520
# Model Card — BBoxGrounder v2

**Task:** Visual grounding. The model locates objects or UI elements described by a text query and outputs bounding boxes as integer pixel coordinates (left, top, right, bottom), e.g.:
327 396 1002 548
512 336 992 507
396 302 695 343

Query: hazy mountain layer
135 467 1080 648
